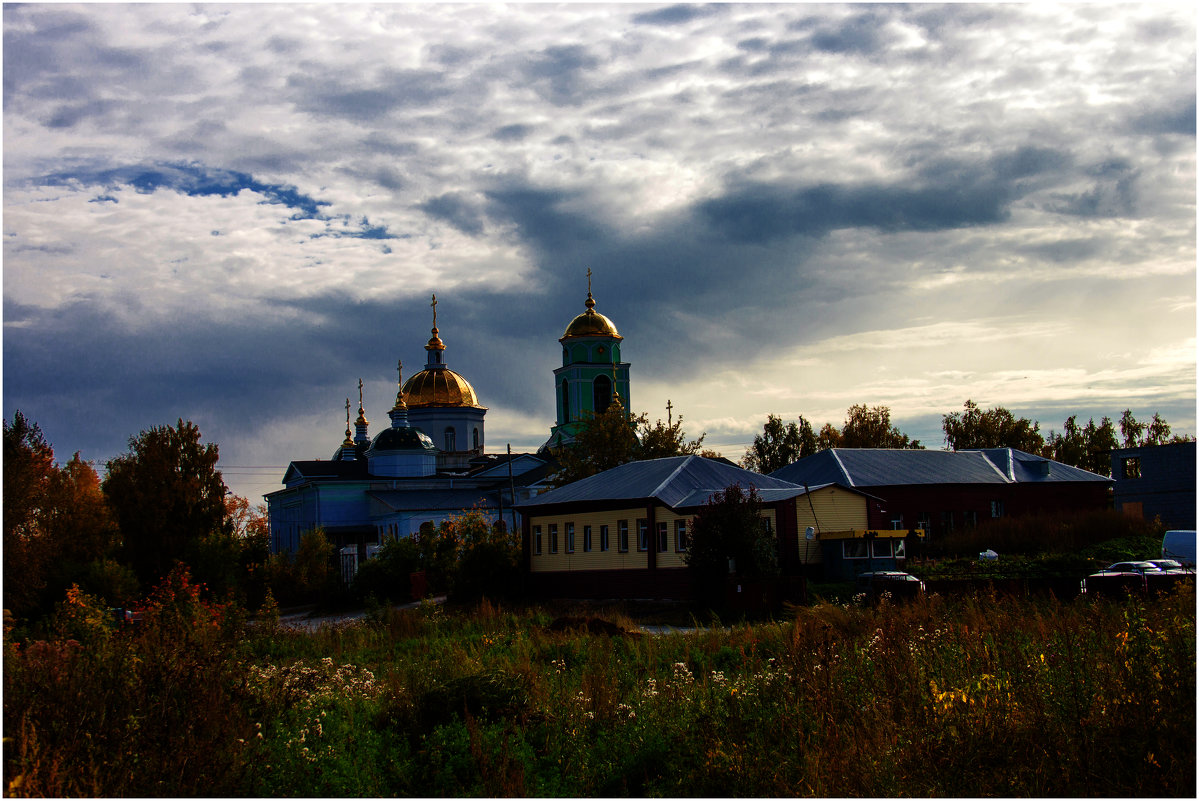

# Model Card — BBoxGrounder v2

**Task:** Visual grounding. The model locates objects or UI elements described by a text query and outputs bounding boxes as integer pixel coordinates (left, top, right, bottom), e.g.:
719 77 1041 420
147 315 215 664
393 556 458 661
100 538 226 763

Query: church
265 280 627 575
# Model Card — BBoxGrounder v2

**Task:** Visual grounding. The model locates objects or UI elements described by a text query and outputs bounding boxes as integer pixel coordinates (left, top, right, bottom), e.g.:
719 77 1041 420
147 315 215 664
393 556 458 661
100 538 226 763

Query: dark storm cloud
419 192 487 236
802 9 893 55
482 187 606 255
491 124 534 142
287 68 452 121
1128 98 1197 137
520 45 603 107
631 4 722 27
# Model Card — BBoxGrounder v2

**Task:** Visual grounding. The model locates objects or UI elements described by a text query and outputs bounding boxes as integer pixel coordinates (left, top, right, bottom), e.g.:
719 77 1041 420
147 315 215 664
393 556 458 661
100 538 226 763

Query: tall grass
6 585 1195 796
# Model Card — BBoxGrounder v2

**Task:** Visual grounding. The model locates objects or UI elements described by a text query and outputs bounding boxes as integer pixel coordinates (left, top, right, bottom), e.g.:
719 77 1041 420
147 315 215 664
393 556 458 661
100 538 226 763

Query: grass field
5 577 1195 797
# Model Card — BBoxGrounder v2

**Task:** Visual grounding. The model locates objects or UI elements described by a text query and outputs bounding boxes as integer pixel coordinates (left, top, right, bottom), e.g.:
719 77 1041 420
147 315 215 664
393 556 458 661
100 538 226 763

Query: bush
353 536 422 604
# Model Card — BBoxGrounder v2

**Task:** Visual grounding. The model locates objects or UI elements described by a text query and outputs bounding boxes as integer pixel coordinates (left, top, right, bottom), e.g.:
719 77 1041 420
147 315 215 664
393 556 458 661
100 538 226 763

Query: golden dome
562 288 622 341
402 368 486 409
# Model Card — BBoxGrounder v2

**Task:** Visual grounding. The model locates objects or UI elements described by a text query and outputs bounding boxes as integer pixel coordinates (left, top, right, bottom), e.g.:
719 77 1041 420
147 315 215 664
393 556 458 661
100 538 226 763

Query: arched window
444 427 456 451
473 427 480 450
562 382 570 423
593 374 612 414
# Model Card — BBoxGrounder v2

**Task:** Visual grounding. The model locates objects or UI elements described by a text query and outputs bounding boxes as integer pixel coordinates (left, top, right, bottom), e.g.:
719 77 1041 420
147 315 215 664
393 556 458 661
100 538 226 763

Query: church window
600 524 609 552
562 383 570 423
594 374 612 414
618 520 629 552
637 519 648 551
583 525 592 552
444 428 456 451
566 522 575 553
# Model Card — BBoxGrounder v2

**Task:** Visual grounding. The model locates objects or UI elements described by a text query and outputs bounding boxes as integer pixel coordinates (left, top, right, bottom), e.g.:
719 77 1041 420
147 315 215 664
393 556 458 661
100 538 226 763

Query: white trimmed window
843 540 868 559
566 522 575 553
583 525 592 553
534 525 542 555
675 520 689 552
619 520 630 552
600 525 609 552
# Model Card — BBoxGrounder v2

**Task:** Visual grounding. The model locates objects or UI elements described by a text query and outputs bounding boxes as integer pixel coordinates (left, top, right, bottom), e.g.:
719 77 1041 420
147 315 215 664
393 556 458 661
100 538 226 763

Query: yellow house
517 455 887 599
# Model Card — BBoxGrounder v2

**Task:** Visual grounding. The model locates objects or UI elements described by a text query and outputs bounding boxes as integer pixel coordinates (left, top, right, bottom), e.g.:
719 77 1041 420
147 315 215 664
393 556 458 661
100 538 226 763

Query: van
1161 530 1196 567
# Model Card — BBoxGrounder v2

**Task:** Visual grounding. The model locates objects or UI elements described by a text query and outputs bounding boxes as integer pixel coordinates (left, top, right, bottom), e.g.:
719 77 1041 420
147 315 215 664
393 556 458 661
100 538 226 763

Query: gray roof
516 455 803 510
770 448 1112 487
368 488 500 512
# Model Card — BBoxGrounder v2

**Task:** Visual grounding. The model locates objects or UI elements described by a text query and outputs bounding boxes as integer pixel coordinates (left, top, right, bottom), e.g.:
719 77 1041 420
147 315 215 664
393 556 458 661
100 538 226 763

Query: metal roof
368 488 501 512
516 455 802 510
770 448 1112 487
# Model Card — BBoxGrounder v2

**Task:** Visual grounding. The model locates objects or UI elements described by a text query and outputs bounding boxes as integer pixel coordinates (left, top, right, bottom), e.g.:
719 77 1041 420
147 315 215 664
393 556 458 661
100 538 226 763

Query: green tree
942 400 1046 452
552 400 705 485
102 419 231 588
639 403 706 460
4 412 56 618
840 404 923 449
685 484 778 605
1119 409 1147 448
741 414 812 474
1046 415 1118 474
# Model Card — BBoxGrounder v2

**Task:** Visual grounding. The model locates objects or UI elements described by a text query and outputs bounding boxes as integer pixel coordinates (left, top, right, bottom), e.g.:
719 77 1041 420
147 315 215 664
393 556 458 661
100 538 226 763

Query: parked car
856 570 925 600
1146 559 1193 574
1081 562 1163 596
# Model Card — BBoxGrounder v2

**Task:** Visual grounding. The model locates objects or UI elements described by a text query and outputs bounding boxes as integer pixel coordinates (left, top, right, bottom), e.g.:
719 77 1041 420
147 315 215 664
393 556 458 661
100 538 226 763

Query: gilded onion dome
402 368 484 408
401 293 487 409
561 270 622 341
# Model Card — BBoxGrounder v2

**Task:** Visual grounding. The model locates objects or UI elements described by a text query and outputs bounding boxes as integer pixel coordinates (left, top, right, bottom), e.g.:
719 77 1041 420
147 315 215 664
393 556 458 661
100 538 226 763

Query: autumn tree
103 419 231 588
639 405 706 460
942 400 1046 452
3 412 120 619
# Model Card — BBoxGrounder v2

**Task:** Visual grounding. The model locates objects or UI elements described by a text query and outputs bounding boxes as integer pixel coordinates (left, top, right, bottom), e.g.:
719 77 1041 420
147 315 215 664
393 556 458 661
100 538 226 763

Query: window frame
582 524 592 553
637 519 648 552
600 524 609 552
619 520 629 552
843 540 869 559
657 521 669 553
534 525 542 555
675 519 689 552
566 522 575 554
549 523 558 554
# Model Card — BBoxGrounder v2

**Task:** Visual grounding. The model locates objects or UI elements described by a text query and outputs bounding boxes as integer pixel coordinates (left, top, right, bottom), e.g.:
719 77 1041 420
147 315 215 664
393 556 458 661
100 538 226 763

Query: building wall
1111 442 1196 530
794 486 870 565
528 505 654 573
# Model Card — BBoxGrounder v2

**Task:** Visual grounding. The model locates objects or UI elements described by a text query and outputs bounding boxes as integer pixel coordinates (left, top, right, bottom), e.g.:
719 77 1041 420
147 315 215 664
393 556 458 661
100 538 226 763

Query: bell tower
546 270 630 449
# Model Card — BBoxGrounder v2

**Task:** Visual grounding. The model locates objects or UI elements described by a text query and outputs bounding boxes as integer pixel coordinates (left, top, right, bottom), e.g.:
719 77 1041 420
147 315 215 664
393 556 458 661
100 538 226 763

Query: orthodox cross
431 293 438 329
586 267 592 296
345 398 351 425
666 399 673 428
358 378 364 406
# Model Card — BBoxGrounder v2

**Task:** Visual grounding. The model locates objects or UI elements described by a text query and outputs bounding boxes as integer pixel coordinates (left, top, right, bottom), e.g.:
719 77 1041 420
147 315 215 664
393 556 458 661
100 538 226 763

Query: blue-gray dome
368 425 437 453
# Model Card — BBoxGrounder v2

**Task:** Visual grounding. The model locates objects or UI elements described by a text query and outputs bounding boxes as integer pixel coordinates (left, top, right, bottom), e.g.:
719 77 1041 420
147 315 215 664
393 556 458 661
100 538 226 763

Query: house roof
282 459 370 484
516 454 803 510
368 488 501 513
770 448 1112 488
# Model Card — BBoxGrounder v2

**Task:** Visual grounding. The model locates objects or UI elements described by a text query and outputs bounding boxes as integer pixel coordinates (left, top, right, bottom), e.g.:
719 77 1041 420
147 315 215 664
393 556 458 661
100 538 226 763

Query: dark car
856 570 925 601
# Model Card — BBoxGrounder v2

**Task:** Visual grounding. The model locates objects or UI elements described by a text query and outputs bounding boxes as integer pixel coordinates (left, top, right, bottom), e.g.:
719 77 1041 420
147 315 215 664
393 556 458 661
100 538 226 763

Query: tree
685 484 778 605
1046 415 1117 475
840 404 922 449
1119 409 1147 448
740 414 805 474
551 401 706 485
639 405 706 460
4 413 119 620
4 412 56 617
102 419 231 587
942 400 1045 453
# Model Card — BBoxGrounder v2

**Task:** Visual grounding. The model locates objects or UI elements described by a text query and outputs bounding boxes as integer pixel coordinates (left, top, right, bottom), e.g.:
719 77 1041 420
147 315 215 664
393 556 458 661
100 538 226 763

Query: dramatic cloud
3 3 1194 503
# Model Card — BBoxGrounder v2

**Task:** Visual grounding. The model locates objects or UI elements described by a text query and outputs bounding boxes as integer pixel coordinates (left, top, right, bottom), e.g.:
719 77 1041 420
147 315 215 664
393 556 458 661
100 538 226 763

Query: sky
3 3 1195 505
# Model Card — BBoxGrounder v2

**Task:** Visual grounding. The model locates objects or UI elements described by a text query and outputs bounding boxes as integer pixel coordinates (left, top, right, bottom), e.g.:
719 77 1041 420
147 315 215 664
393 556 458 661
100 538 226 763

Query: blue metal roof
368 488 500 512
770 448 1112 487
517 455 802 510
